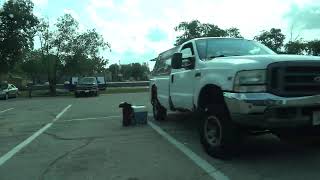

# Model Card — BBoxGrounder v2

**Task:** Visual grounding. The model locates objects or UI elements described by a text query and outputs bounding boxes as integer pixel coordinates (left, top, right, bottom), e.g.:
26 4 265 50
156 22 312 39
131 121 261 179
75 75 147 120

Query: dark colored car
97 76 107 91
75 77 99 97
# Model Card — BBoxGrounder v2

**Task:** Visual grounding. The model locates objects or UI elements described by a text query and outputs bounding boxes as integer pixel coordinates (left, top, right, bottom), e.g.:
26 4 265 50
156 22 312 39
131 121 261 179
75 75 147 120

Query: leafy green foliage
35 14 110 95
0 0 38 74
108 63 150 81
226 27 243 38
174 20 230 46
63 29 110 76
306 40 320 56
284 40 307 55
108 64 120 81
254 28 285 53
174 20 244 46
20 51 43 83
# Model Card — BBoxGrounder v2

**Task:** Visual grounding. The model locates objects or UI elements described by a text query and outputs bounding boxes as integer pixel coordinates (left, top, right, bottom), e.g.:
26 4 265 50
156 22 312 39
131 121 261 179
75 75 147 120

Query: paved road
0 93 320 180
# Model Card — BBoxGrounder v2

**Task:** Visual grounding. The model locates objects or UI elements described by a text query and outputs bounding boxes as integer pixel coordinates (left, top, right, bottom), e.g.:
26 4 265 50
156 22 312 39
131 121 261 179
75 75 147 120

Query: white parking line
148 121 229 180
59 115 121 122
0 104 72 166
53 105 72 122
0 108 14 114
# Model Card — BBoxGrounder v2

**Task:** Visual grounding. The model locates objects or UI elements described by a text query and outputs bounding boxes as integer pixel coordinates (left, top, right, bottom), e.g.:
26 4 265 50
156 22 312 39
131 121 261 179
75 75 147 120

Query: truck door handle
195 72 201 77
171 75 174 83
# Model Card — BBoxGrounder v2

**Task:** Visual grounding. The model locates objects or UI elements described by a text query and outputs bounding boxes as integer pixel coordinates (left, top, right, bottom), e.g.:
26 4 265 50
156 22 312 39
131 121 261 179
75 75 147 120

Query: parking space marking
59 115 121 123
0 104 72 166
53 105 72 122
0 108 14 114
148 121 229 180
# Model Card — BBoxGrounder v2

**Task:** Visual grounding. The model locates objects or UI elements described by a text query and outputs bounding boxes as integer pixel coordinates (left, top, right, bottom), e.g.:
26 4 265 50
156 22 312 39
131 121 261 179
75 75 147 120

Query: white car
150 37 320 158
0 83 18 100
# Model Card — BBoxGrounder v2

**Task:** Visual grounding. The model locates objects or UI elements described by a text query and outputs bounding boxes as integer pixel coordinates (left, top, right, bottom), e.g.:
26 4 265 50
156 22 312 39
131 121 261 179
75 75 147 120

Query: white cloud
83 0 320 65
89 0 114 8
32 0 48 8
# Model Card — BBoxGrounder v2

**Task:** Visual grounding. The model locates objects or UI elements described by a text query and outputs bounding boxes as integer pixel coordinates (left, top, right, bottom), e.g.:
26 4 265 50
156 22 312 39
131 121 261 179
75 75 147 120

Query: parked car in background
75 77 99 97
0 83 18 100
97 76 107 90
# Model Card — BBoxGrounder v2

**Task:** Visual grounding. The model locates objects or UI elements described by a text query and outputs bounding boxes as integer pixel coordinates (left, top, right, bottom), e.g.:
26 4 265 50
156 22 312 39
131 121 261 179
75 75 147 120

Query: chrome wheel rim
204 115 222 146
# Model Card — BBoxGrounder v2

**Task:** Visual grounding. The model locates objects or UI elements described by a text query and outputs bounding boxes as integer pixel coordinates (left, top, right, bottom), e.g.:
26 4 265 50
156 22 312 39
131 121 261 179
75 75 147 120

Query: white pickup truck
150 37 320 158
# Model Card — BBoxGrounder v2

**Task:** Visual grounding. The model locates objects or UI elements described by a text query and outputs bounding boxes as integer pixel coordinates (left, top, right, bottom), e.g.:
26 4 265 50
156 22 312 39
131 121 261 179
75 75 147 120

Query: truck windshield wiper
207 54 241 60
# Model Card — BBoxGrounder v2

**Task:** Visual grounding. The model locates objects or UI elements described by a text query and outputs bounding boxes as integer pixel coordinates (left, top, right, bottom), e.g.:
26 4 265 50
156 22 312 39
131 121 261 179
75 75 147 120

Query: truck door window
153 56 171 76
181 43 195 69
152 57 161 75
163 58 172 74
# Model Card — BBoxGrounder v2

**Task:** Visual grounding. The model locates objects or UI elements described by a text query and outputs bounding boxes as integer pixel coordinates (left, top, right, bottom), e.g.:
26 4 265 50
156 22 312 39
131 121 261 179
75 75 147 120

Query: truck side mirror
172 53 182 69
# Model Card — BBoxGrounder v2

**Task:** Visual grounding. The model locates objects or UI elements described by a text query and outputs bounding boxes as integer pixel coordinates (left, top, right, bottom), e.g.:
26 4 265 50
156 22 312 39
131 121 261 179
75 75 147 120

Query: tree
254 28 285 53
226 27 243 38
0 0 38 75
20 50 44 83
141 62 150 80
36 14 110 95
284 40 306 55
131 63 144 80
201 23 227 38
174 20 227 46
36 15 76 95
306 40 320 56
63 29 110 76
174 20 204 46
108 64 120 81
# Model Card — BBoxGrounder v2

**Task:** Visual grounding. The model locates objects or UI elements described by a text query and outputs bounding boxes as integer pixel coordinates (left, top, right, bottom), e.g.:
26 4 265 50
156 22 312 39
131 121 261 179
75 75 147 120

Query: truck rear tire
152 99 167 121
200 104 238 159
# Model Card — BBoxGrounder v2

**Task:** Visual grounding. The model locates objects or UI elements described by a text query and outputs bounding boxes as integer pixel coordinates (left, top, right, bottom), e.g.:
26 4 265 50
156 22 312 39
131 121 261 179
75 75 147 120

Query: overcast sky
2 0 320 67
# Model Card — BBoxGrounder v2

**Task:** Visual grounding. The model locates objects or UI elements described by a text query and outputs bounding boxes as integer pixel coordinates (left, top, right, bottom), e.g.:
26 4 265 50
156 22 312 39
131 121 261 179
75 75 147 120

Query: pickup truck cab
150 37 320 158
75 77 99 97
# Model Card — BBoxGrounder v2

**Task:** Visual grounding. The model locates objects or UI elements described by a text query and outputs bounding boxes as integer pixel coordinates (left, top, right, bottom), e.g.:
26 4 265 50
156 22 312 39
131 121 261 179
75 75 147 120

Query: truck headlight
234 70 266 92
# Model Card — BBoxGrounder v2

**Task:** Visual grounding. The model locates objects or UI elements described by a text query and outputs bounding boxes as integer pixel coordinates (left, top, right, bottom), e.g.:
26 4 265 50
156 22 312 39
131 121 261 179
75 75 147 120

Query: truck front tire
200 104 238 159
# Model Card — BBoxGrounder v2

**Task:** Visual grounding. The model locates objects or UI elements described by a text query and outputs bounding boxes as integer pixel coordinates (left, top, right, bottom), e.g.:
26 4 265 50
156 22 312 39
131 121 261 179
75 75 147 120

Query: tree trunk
49 78 56 96
47 55 57 96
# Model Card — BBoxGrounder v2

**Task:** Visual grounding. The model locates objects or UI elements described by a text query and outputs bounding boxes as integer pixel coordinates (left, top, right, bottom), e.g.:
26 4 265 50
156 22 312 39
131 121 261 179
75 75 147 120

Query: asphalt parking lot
1 93 320 180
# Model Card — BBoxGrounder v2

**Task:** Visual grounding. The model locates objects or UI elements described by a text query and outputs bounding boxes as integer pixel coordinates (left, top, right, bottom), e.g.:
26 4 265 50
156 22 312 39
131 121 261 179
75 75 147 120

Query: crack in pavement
38 132 111 180
44 132 106 141
38 139 93 180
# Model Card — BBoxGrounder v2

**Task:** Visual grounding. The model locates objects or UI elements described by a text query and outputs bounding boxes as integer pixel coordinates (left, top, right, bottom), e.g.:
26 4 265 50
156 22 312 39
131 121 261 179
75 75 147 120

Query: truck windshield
196 38 276 60
79 77 96 85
